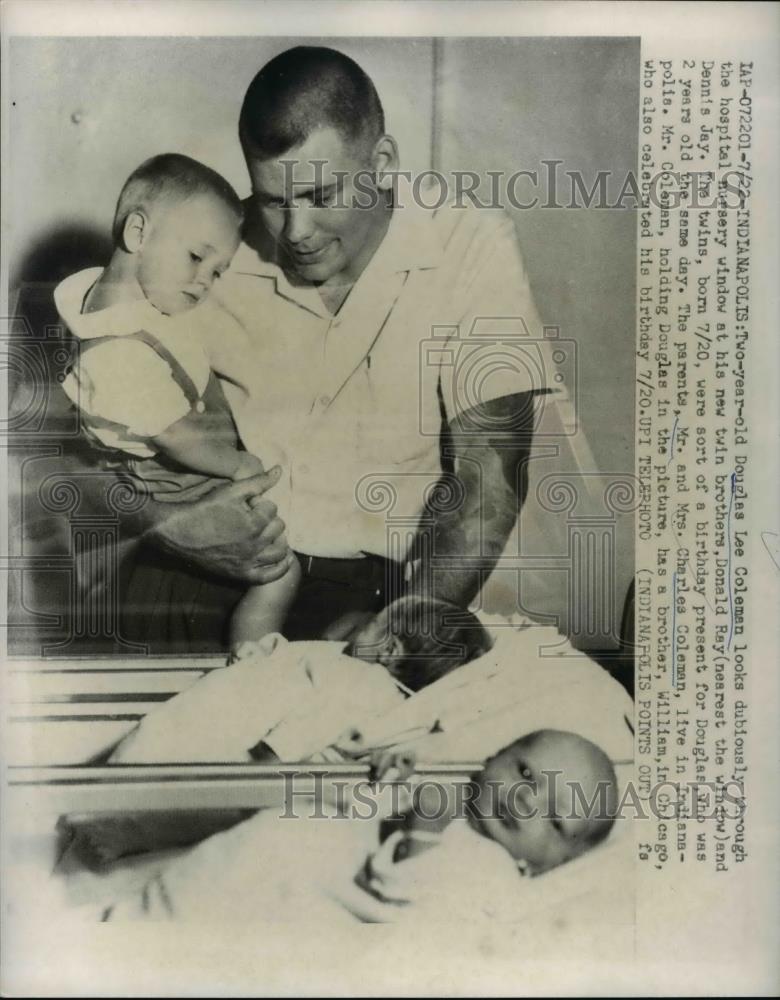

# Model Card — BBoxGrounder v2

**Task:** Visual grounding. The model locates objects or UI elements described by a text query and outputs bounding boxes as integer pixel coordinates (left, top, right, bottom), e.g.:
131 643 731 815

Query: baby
464 729 617 876
246 595 495 761
97 729 618 922
62 596 493 866
54 153 300 647
365 728 618 899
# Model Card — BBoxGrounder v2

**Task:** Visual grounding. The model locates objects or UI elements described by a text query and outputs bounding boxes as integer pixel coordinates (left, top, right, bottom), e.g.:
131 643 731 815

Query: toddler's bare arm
151 411 264 480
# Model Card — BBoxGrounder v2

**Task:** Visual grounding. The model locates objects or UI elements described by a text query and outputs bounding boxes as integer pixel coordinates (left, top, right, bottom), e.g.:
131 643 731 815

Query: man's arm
145 471 293 585
106 463 293 586
406 390 540 607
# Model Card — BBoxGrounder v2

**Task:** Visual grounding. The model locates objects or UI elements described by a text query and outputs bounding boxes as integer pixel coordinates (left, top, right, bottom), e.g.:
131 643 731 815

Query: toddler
54 153 300 647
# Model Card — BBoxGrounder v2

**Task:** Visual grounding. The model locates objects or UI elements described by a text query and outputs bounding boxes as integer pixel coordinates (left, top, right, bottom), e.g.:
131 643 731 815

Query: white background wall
8 36 435 286
435 38 638 644
8 36 637 648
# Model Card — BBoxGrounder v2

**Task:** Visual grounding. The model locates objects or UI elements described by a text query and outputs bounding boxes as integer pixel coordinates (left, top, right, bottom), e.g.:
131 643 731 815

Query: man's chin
293 262 337 284
285 246 342 283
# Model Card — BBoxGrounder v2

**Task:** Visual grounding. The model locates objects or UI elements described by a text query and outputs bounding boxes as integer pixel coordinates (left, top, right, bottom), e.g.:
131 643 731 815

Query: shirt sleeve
68 338 191 438
189 298 252 366
439 215 566 422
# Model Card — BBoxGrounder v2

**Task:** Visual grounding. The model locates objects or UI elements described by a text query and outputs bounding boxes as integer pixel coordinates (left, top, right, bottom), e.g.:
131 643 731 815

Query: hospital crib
4 653 634 874
3 655 480 868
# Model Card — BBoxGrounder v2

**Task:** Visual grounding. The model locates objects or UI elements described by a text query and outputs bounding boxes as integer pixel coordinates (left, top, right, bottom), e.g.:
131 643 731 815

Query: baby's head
467 729 618 877
344 596 493 692
112 153 243 316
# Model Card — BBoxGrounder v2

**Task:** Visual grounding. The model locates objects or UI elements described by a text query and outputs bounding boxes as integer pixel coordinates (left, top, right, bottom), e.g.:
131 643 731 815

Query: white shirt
54 268 218 456
207 185 565 558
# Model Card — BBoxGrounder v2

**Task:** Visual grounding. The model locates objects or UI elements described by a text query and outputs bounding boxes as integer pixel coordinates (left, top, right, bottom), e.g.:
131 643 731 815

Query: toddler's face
135 193 241 316
467 731 614 876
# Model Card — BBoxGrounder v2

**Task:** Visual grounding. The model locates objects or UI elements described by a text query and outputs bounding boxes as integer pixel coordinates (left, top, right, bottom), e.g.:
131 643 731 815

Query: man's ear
371 134 400 192
122 210 148 253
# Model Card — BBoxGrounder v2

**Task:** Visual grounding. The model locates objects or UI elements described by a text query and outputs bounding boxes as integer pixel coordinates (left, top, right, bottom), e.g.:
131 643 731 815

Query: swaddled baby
62 597 492 867
338 729 620 923
98 729 619 922
109 596 493 765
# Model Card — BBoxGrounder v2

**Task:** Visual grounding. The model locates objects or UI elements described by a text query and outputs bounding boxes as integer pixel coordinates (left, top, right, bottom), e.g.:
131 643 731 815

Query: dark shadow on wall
11 223 113 296
9 223 112 442
7 223 142 657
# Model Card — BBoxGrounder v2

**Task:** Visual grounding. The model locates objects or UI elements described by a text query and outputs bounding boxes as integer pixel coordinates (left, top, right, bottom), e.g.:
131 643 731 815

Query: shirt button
319 394 331 406
300 464 310 474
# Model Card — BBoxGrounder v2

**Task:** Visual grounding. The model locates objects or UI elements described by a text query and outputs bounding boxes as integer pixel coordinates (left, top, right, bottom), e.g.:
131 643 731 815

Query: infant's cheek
413 784 448 821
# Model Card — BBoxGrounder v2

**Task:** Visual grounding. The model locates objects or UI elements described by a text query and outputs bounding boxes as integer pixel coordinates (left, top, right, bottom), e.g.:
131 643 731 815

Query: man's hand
148 466 293 585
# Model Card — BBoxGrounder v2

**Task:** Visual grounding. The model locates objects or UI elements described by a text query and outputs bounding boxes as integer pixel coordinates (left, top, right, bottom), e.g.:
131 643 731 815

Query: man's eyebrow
271 178 345 198
299 179 344 198
253 190 286 204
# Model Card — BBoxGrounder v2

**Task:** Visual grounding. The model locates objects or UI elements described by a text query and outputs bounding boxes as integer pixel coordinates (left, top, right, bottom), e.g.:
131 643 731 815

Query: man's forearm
407 391 537 607
407 457 518 607
109 468 292 585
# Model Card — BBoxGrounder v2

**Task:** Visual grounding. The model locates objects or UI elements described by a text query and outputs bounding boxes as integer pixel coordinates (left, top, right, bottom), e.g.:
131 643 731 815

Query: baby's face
344 600 418 666
344 604 406 672
135 193 241 316
467 731 614 876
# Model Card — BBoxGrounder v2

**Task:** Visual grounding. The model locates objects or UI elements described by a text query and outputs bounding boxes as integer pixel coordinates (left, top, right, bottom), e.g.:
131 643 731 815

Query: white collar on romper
53 267 179 341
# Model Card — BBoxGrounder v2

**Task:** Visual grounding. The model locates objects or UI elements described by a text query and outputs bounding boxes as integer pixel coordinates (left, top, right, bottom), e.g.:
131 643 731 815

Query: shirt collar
53 267 171 340
371 174 444 273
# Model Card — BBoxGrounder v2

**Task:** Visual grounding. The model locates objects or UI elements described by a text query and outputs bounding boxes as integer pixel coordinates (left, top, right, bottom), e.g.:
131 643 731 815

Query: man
120 45 558 649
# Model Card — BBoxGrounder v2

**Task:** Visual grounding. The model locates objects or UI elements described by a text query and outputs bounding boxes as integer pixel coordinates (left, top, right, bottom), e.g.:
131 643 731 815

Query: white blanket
110 614 633 767
99 795 633 925
110 635 403 763
335 612 634 764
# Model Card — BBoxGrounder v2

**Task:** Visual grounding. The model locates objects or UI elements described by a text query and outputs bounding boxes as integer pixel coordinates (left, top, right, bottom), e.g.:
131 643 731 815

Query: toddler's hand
232 453 266 481
228 633 285 664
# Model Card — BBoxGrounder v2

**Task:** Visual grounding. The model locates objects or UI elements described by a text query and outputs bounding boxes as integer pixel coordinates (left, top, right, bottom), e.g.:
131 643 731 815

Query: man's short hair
112 153 243 246
239 46 385 158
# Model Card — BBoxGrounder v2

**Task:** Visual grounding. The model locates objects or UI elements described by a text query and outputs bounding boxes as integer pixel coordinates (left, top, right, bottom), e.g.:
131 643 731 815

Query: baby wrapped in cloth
109 635 404 764
101 729 623 924
109 597 494 764
62 607 632 870
109 608 633 766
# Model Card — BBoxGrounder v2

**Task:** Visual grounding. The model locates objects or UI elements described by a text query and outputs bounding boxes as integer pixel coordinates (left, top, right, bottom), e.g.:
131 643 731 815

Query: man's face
245 126 387 286
136 194 240 315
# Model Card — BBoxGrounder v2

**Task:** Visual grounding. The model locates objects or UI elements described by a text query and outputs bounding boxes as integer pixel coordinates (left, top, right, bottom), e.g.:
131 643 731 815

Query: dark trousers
120 544 405 654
